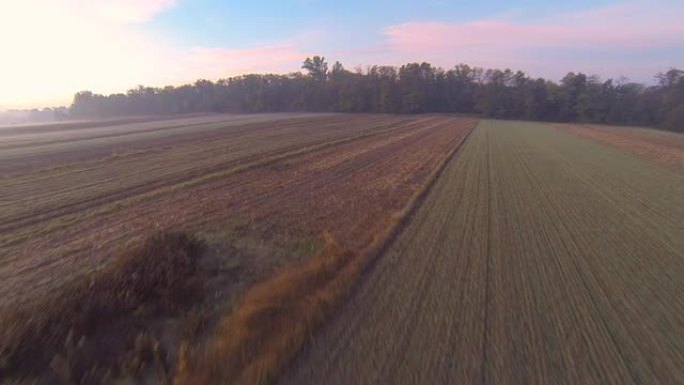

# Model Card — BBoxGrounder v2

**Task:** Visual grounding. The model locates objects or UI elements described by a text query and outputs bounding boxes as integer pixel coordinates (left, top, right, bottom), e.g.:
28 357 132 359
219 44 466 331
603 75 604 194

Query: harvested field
0 114 474 306
556 123 684 170
281 120 684 385
0 113 476 383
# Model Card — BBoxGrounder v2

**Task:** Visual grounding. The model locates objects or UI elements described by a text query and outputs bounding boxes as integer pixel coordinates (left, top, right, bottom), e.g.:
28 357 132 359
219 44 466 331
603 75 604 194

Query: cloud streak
384 2 684 52
379 1 684 81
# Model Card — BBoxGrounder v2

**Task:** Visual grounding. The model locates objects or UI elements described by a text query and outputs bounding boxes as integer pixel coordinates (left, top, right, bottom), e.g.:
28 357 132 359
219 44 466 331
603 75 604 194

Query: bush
0 232 204 380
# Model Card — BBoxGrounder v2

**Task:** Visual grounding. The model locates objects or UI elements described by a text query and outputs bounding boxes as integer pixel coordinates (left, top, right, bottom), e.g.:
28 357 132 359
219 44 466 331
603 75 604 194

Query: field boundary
175 120 477 385
344 118 479 301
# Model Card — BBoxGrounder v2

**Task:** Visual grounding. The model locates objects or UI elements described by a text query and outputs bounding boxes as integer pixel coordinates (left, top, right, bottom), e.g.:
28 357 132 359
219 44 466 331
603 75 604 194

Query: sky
0 0 682 109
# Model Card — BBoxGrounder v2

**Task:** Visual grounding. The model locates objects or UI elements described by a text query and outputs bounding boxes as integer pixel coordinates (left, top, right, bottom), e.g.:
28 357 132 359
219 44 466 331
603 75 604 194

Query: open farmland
0 113 477 383
0 114 475 307
281 120 684 385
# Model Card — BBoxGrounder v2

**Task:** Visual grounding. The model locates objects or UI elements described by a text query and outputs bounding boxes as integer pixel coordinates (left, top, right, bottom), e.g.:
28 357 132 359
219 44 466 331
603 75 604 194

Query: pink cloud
384 2 684 52
179 45 309 80
374 1 684 82
92 0 177 23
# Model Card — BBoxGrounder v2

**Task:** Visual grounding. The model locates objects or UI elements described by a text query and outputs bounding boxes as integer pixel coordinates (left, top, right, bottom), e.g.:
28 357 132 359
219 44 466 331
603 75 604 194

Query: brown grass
555 123 684 170
0 231 204 382
175 233 348 384
175 121 474 385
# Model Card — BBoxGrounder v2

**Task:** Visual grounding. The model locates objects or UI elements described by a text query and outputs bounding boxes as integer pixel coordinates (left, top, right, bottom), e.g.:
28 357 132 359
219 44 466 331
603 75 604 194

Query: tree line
70 56 684 132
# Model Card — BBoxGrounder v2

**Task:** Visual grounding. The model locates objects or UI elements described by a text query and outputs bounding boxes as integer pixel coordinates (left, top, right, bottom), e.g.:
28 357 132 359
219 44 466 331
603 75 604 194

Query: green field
281 120 684 384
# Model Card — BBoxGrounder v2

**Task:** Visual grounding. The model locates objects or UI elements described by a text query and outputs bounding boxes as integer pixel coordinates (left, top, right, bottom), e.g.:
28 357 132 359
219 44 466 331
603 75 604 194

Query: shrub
0 231 204 381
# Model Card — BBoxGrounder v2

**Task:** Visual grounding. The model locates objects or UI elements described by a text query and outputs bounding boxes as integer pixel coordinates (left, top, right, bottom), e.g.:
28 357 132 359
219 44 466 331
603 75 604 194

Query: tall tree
302 56 328 83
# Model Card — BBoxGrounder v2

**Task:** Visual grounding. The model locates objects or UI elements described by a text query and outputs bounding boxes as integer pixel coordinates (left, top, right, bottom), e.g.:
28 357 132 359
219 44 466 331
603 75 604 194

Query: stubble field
0 113 476 383
0 114 475 308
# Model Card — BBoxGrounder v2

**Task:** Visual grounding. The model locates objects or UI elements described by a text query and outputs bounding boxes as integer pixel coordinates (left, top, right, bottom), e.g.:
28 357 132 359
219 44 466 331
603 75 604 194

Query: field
0 113 476 382
556 122 684 170
2 115 683 384
281 120 684 385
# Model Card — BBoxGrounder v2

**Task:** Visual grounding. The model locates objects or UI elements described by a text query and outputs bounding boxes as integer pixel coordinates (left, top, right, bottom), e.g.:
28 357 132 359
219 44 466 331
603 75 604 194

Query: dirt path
280 120 684 385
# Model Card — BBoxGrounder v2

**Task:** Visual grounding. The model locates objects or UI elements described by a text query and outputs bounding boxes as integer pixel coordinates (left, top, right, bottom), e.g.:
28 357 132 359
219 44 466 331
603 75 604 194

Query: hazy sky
1 0 682 109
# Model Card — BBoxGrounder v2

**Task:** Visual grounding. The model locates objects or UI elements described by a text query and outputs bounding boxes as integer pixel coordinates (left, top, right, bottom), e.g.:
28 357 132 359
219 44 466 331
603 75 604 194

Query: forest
70 57 684 131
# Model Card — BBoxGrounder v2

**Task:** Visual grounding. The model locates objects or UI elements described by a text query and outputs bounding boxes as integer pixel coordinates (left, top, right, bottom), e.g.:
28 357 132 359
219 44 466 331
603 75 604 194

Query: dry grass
175 233 352 384
555 122 684 170
175 121 474 385
0 231 204 383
